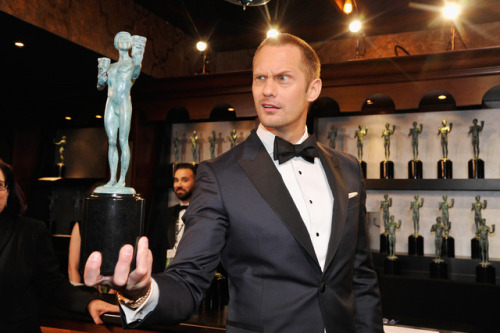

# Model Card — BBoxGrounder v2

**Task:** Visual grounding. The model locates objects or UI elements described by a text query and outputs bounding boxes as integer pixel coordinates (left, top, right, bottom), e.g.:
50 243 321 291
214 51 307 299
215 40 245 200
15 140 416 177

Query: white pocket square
348 192 358 198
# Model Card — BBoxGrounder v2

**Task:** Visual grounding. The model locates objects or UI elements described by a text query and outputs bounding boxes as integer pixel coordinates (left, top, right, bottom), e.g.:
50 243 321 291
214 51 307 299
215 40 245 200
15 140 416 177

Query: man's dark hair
174 163 197 176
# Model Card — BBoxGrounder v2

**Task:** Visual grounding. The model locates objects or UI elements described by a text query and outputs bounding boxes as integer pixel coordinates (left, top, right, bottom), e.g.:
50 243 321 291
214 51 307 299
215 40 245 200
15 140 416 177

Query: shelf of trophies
364 178 500 191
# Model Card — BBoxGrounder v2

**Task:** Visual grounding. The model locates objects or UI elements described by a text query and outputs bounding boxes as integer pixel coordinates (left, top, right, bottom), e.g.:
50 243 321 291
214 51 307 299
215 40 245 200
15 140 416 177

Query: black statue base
468 158 484 179
80 193 145 276
360 160 367 179
55 163 66 178
380 233 389 255
476 264 496 284
430 260 448 279
380 160 394 179
384 257 400 275
437 159 452 179
471 237 481 259
408 160 423 179
408 234 424 256
441 236 455 258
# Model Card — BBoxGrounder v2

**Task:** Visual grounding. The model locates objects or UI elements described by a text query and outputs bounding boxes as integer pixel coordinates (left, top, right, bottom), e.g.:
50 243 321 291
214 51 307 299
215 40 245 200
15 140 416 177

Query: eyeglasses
0 181 7 191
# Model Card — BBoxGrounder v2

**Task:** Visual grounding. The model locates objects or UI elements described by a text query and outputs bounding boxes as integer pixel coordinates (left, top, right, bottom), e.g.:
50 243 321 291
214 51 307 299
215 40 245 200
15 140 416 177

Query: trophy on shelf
408 122 423 179
80 31 147 275
430 217 448 279
209 130 217 159
354 125 368 178
384 215 401 275
173 131 181 163
468 119 485 179
230 129 238 148
376 194 392 254
476 219 496 284
380 123 396 179
190 130 199 163
438 195 455 258
437 120 453 179
53 135 67 178
327 125 338 149
471 195 487 259
408 195 424 255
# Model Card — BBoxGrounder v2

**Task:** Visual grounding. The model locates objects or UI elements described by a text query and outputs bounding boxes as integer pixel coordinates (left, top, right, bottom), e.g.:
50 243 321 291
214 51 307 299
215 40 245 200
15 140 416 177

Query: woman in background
0 159 118 332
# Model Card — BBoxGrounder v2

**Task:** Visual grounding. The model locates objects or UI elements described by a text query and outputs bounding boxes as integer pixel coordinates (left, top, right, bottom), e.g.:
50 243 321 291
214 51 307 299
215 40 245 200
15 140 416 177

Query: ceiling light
65 116 72 120
196 41 207 52
349 20 362 33
224 0 271 10
442 2 461 20
343 0 353 14
96 115 103 119
267 28 280 38
14 41 24 47
228 107 235 111
438 95 447 100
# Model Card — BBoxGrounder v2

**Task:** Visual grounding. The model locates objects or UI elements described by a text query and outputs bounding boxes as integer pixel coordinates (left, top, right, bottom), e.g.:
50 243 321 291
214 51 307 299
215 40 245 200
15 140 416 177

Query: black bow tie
273 135 318 164
176 205 189 213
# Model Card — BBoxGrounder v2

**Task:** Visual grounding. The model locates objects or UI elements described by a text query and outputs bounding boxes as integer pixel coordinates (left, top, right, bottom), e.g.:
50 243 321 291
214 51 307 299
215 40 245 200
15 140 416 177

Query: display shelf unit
365 178 500 191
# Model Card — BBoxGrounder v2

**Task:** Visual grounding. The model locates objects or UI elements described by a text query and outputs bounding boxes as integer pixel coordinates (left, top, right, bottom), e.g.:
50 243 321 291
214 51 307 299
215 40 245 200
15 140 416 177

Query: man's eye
279 75 289 81
255 76 265 81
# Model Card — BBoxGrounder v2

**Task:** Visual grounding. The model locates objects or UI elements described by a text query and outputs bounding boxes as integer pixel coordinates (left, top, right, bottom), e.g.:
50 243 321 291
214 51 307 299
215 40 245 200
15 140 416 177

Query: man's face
252 44 321 142
173 168 195 202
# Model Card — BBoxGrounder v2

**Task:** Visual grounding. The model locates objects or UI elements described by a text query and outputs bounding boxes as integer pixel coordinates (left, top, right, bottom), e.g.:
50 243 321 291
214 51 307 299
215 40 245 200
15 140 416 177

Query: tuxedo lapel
317 144 348 272
237 132 318 266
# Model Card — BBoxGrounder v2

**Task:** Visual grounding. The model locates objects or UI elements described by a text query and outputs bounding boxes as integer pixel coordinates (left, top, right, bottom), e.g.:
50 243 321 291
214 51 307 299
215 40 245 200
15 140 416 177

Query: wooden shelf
365 178 500 191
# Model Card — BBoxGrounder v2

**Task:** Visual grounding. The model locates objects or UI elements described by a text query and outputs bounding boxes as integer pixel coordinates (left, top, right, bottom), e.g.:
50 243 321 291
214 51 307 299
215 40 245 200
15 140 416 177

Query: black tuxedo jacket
141 130 383 332
0 214 95 332
147 204 182 274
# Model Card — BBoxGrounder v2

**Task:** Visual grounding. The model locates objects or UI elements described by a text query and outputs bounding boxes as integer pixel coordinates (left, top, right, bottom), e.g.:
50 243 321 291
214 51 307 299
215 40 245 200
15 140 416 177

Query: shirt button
309 200 313 204
316 232 320 237
320 283 326 293
298 170 302 175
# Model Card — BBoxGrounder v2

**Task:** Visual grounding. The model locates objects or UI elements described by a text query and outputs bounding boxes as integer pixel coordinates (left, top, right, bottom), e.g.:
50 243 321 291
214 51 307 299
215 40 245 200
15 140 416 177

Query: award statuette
209 130 217 159
437 120 453 179
408 122 423 179
468 119 485 179
378 194 392 254
354 125 368 178
327 125 338 149
439 195 455 258
380 123 395 179
471 195 487 259
430 217 448 279
81 32 147 275
408 195 424 255
384 216 401 275
190 131 199 163
53 135 67 178
476 220 496 284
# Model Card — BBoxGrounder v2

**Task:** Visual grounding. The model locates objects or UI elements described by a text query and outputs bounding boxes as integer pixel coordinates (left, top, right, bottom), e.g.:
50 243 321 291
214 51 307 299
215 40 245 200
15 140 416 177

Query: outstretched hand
84 236 153 301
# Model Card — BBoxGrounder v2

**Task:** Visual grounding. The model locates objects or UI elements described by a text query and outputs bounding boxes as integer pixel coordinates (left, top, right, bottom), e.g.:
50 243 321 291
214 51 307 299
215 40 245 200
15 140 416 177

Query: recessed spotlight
227 107 235 112
196 41 207 52
366 99 373 105
267 28 280 38
343 0 353 15
442 2 461 20
14 42 24 48
349 20 362 33
65 116 72 120
438 95 447 100
95 115 103 119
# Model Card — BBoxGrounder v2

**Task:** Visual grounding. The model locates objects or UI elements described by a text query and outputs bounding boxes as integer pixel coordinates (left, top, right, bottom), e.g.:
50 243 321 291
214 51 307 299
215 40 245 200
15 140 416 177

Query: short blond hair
253 33 321 84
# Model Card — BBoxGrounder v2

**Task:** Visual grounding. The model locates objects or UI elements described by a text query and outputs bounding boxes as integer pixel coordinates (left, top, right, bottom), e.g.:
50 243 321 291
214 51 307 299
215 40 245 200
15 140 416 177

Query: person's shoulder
16 215 48 231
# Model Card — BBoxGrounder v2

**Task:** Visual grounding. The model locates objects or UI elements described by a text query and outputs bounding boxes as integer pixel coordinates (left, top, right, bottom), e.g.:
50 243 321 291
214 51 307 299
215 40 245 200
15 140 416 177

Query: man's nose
262 79 277 97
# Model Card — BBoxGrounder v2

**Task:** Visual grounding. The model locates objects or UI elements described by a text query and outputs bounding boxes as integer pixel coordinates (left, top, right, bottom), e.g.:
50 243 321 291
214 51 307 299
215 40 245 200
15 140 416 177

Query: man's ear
307 78 322 102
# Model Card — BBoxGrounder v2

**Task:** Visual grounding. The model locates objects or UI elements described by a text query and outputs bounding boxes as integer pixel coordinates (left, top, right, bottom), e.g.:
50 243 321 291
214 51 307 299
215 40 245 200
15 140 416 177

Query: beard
175 189 192 201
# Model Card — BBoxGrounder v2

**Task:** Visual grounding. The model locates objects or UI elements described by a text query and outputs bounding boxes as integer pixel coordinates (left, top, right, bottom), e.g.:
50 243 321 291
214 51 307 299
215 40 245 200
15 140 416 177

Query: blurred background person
0 159 118 331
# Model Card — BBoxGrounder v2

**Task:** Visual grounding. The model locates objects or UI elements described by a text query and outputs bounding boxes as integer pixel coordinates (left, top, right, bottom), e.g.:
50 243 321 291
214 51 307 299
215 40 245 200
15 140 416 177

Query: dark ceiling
1 0 500 128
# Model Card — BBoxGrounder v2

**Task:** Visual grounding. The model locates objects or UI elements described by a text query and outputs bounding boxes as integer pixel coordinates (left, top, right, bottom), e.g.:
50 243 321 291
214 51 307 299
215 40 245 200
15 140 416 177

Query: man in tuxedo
148 163 196 273
85 33 383 332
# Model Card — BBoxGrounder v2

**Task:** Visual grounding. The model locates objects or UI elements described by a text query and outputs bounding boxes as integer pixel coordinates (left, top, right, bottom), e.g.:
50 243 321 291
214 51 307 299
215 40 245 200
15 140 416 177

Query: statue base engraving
430 260 448 279
408 160 423 179
380 233 389 255
384 256 400 275
437 159 453 179
468 158 484 179
441 236 455 258
476 264 496 284
80 193 145 276
471 237 481 259
408 234 424 256
380 160 394 179
360 160 367 179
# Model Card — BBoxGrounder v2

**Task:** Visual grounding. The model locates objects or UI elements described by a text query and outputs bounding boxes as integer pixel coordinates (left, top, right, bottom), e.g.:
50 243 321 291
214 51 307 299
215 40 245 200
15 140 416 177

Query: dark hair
174 163 197 176
254 33 321 84
0 159 25 216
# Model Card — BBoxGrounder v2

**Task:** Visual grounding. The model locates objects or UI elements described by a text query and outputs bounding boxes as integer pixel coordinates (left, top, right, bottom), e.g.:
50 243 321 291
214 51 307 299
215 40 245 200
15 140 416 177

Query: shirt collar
256 124 309 156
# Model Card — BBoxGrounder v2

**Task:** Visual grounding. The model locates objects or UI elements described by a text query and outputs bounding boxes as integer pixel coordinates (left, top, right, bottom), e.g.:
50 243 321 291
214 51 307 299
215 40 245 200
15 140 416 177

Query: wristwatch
116 285 152 309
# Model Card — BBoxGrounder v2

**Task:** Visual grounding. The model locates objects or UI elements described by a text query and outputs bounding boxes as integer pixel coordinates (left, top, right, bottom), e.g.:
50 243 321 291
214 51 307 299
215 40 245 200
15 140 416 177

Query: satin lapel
317 144 348 272
0 215 16 255
237 132 318 266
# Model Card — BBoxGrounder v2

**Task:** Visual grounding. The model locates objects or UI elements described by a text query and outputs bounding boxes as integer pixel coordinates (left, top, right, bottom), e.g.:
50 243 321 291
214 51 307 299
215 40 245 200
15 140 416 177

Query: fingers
113 244 134 287
87 300 120 325
128 237 153 288
84 252 102 287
